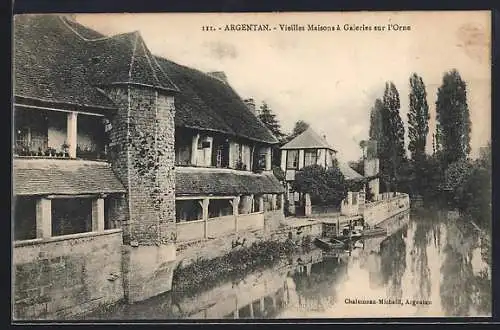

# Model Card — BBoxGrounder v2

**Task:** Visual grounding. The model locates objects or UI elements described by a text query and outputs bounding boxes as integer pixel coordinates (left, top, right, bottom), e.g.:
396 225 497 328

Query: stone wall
13 230 124 320
363 193 410 227
264 209 285 233
176 229 267 268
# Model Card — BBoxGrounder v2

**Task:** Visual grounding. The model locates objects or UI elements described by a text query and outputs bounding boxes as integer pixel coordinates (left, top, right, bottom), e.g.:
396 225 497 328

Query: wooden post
66 112 78 158
36 198 52 238
280 150 287 172
191 133 200 165
298 149 305 169
249 301 254 318
92 198 105 232
234 297 239 319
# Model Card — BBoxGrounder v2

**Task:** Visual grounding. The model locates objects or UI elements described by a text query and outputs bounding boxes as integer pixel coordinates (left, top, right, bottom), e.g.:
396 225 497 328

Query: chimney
207 71 228 83
243 98 257 115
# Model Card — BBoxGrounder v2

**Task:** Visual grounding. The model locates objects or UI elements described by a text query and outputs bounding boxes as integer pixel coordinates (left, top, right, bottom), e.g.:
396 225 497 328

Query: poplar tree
380 82 406 191
408 73 430 161
369 98 384 146
435 69 472 166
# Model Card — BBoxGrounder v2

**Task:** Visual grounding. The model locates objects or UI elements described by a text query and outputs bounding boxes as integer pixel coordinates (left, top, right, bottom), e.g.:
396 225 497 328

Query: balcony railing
14 141 107 161
176 212 265 243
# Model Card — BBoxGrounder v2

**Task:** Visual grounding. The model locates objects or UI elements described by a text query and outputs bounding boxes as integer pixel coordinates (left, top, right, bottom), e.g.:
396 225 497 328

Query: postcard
12 11 491 321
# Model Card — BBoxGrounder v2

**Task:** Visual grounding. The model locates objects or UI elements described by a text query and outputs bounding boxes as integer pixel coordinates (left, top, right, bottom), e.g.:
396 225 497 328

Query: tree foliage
379 82 406 191
369 98 384 144
454 142 491 229
435 69 472 166
408 73 430 161
258 101 286 141
288 120 310 141
291 164 348 207
257 101 286 167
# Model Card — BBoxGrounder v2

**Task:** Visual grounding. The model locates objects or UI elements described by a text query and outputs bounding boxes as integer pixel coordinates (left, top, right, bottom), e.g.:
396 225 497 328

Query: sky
76 11 491 162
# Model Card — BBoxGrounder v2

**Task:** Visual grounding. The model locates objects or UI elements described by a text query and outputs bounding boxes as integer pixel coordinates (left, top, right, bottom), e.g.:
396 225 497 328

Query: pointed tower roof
281 127 337 152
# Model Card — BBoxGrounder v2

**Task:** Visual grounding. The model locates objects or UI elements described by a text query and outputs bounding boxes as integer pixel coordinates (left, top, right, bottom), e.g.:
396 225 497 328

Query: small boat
350 230 363 238
362 226 387 238
354 241 364 249
314 238 345 250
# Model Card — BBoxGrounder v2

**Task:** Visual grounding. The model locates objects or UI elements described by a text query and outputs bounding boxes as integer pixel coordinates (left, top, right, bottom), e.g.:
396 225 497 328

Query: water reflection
87 209 491 319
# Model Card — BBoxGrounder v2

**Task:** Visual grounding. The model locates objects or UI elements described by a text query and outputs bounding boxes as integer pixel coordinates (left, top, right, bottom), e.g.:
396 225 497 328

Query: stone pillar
233 196 240 232
260 297 265 314
304 193 312 216
191 133 200 165
280 194 285 211
248 194 254 213
92 198 105 232
66 111 78 158
258 196 264 212
201 198 209 238
264 147 272 171
36 198 51 238
271 194 277 210
249 301 254 318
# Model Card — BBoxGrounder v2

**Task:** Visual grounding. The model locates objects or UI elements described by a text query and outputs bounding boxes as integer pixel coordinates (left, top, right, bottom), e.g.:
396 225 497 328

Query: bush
172 239 299 297
292 164 347 207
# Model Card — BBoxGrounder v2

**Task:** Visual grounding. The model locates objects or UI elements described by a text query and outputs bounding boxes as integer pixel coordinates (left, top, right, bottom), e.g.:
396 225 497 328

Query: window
211 136 230 168
304 149 318 167
51 198 93 236
13 196 37 240
176 200 203 222
175 131 192 166
286 150 299 169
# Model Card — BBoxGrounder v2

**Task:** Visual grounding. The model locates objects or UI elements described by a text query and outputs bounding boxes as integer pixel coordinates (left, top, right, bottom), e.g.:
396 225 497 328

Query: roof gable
14 15 178 110
281 127 336 150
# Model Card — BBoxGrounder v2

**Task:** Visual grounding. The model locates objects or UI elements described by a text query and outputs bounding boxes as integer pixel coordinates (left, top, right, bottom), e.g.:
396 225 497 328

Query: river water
88 208 491 320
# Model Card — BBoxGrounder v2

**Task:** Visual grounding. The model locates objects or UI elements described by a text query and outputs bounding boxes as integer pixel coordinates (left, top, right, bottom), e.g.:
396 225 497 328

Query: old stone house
12 14 284 319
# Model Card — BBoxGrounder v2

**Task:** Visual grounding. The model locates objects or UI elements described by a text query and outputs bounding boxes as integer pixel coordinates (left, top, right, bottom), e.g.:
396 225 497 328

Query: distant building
279 127 363 214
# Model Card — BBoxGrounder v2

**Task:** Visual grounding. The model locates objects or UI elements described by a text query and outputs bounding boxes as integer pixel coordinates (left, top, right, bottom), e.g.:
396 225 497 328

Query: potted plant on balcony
235 160 247 171
46 147 57 157
61 142 70 158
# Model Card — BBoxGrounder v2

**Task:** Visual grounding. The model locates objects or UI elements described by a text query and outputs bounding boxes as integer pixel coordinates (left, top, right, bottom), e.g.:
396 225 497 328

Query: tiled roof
281 128 336 151
337 162 364 181
155 57 279 144
13 159 126 195
13 15 178 111
176 167 285 196
14 14 278 144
